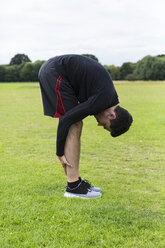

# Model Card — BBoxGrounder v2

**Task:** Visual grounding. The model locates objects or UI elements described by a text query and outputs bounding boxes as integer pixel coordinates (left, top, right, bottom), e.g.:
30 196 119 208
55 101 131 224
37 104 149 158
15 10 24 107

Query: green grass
0 81 165 248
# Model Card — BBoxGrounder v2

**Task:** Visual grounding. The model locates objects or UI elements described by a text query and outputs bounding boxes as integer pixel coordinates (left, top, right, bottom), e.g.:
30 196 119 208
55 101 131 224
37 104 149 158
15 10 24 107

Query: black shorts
38 59 78 118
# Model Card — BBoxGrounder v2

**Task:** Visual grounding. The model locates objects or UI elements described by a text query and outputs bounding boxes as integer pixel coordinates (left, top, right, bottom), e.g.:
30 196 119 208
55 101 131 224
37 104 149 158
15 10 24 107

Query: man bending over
38 54 133 199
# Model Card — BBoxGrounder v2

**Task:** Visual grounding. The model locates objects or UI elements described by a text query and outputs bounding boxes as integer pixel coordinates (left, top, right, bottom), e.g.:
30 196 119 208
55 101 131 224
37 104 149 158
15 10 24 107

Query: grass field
0 82 165 248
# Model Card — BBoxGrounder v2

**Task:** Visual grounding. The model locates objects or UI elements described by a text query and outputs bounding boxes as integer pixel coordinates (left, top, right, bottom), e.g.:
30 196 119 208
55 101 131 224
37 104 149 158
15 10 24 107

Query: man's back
46 54 115 102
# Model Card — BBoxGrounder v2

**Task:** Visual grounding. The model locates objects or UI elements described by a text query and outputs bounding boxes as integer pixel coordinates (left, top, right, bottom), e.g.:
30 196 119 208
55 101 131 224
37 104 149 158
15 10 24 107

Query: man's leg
64 121 83 182
63 120 101 198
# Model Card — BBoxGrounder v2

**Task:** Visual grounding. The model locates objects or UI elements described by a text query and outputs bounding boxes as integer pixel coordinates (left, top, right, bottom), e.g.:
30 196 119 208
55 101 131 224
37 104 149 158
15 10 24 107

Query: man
38 54 133 199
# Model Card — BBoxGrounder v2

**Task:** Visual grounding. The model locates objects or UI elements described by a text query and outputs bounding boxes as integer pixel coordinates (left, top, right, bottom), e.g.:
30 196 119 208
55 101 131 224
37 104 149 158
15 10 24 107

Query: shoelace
82 179 93 188
79 181 90 193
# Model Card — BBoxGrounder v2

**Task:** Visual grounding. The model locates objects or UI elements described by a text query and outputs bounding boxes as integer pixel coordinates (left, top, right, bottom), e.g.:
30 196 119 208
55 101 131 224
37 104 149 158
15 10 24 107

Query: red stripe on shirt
54 75 66 118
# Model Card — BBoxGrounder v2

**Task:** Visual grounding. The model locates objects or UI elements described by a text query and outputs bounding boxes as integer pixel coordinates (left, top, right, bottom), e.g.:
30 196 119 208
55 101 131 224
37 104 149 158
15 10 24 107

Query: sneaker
81 179 102 192
64 180 101 199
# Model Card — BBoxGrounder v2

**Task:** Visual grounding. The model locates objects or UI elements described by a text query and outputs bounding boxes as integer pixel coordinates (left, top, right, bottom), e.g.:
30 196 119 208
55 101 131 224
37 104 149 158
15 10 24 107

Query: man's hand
58 155 72 175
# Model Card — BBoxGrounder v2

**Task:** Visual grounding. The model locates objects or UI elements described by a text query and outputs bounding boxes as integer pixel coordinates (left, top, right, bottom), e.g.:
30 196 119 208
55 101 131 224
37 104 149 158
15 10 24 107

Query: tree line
0 54 44 82
105 54 165 81
0 53 165 82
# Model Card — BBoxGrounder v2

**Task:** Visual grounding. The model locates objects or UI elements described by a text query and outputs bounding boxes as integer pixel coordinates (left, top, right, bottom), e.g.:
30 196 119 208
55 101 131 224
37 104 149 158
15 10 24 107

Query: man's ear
108 111 116 120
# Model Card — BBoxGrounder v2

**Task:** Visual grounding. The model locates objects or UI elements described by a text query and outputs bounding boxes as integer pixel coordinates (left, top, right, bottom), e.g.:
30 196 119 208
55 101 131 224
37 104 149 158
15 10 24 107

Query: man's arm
56 88 119 156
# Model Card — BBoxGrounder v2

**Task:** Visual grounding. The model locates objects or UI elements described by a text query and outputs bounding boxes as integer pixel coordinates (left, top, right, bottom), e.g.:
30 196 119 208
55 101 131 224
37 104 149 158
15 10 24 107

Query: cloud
0 0 165 65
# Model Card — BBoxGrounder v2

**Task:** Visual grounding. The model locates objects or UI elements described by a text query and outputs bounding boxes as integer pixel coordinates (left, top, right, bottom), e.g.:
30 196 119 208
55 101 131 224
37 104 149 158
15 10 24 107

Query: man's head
95 105 133 137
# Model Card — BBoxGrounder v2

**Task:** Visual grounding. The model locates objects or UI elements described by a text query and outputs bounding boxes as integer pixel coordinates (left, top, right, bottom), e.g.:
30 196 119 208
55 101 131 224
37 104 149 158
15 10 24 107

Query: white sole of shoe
64 192 102 199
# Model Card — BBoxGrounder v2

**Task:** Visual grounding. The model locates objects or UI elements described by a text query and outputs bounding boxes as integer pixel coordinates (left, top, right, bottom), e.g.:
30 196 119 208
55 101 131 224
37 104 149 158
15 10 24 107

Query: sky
0 0 165 65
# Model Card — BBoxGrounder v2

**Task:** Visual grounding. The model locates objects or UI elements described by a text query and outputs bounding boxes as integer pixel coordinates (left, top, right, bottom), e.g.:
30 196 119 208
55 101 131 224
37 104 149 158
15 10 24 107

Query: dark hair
110 106 133 137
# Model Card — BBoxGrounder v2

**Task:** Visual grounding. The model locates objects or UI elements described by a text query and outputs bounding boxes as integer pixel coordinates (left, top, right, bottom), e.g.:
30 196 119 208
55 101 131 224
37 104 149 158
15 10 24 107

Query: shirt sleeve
56 89 119 156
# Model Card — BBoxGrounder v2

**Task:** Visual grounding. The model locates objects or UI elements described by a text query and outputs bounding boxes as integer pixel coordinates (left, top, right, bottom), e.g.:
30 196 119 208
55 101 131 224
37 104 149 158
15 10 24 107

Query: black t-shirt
51 55 119 156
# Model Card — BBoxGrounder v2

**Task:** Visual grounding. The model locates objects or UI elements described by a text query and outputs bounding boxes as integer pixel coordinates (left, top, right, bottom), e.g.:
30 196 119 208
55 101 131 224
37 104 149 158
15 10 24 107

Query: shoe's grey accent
82 179 102 192
90 186 102 192
64 190 101 199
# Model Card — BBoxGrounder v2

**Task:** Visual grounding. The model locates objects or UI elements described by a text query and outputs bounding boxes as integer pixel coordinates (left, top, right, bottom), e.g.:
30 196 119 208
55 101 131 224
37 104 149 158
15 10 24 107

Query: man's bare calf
63 121 83 182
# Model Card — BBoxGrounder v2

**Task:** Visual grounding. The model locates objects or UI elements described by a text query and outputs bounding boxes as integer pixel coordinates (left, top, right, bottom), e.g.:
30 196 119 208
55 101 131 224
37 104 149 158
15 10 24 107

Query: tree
10 54 31 65
82 54 99 62
125 72 138 81
152 59 165 80
5 65 21 82
119 62 135 80
104 65 120 80
0 66 6 82
31 60 45 81
135 56 156 80
20 62 33 81
157 54 165 58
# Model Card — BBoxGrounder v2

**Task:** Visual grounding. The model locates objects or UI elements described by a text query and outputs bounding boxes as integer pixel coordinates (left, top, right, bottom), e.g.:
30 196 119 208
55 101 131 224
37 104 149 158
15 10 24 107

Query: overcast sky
0 0 165 65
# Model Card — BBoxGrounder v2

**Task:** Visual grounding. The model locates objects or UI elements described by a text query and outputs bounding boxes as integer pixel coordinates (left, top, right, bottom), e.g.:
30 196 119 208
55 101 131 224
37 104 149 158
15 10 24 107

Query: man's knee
74 121 83 129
